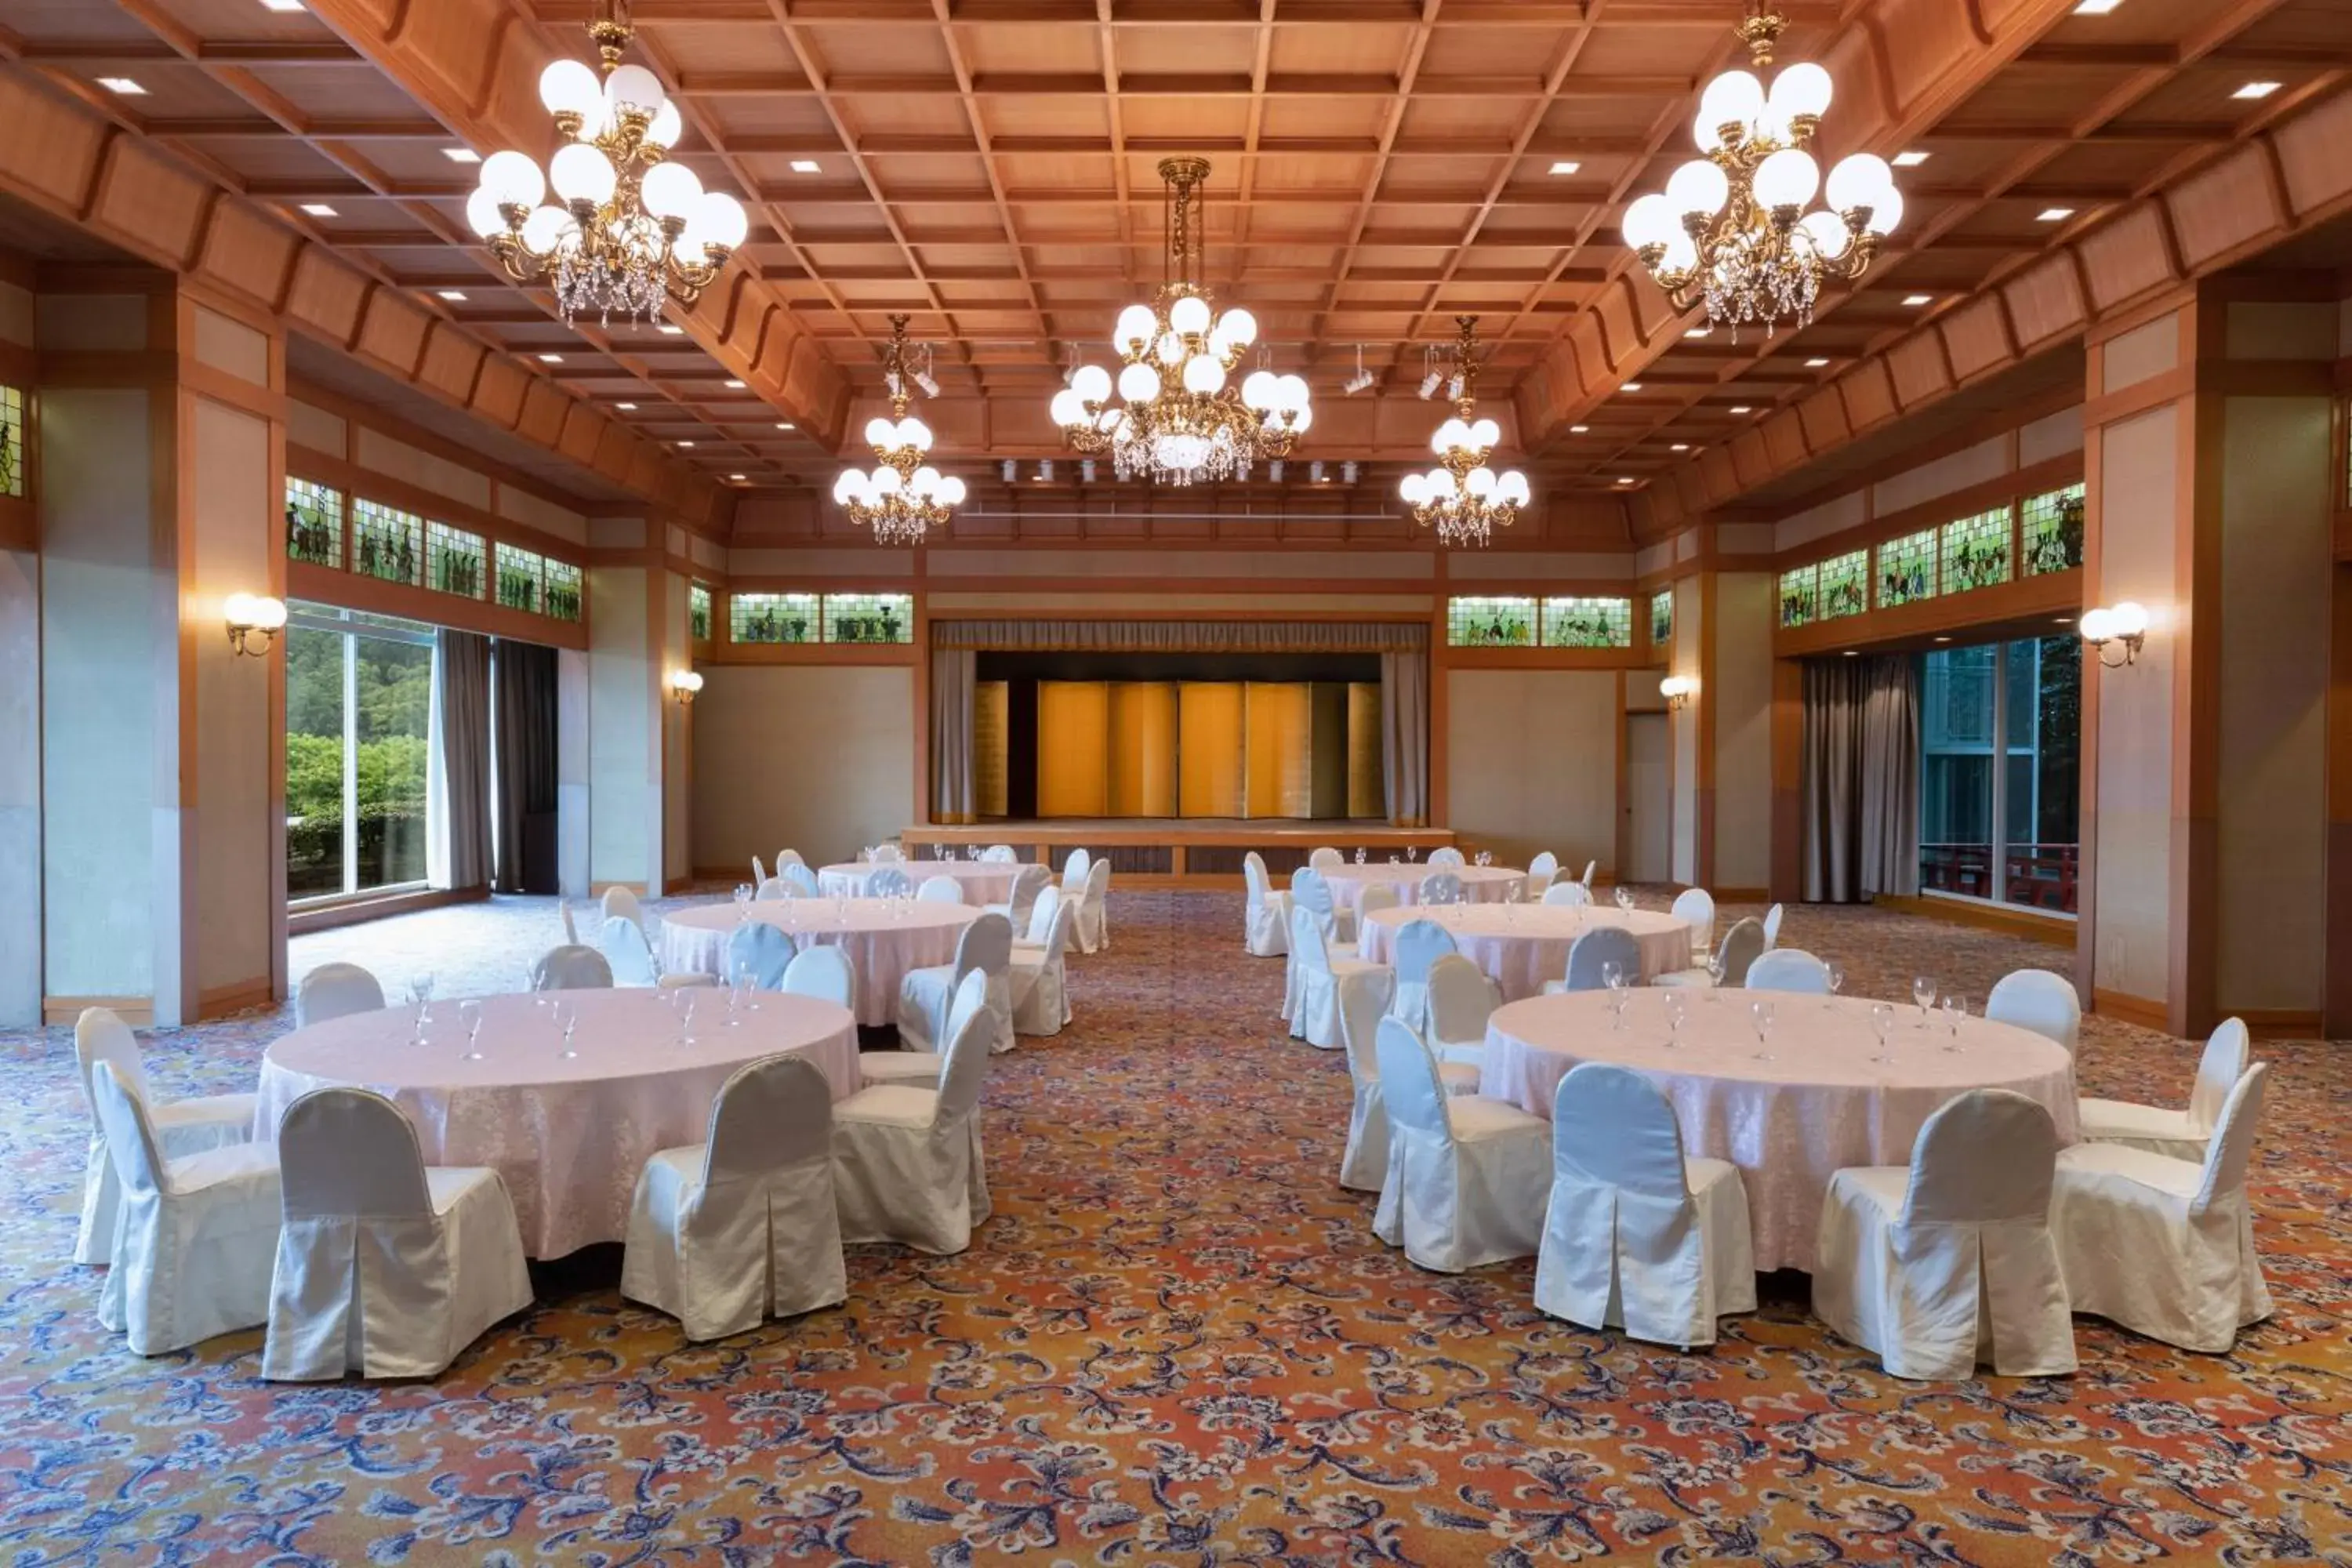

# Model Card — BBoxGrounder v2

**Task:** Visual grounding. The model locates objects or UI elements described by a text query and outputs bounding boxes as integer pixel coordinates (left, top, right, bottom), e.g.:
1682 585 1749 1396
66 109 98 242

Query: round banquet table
1479 989 2082 1272
1320 862 1526 916
818 859 1022 906
1359 902 1692 1000
251 989 859 1258
660 898 977 1025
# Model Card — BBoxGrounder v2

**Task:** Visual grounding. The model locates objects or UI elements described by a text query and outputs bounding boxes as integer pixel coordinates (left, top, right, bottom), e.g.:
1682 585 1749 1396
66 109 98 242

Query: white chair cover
755 876 792 902
1668 887 1715 955
2050 1063 2272 1352
1287 904 1378 1051
1656 916 1766 989
726 921 796 989
1074 858 1112 953
72 1008 254 1266
2078 1018 2249 1160
1009 894 1079 1035
859 969 989 1089
1985 969 2082 1055
601 885 645 929
1546 925 1641 994
1337 965 1400 1192
1426 846 1465 869
782 862 821 898
296 962 384 1027
1542 881 1592 908
1813 1088 2076 1379
781 945 856 1009
981 844 1019 863
1418 869 1464 906
531 944 614 991
832 978 996 1254
264 1087 532 1378
1581 860 1597 887
1525 851 1559 900
1534 1063 1756 1347
985 863 1051 934
1425 953 1501 1066
1243 851 1291 956
751 855 769 887
560 901 579 944
916 875 966 905
1290 864 1352 943
898 912 1014 1054
1386 916 1458 1036
869 844 905 864
1354 884 1401 958
603 915 714 990
1745 948 1832 994
776 848 807 871
867 866 913 898
1021 884 1062 946
1370 1018 1550 1272
89 1062 283 1356
1061 847 1091 889
1308 846 1344 873
1761 902 1785 949
621 1053 846 1341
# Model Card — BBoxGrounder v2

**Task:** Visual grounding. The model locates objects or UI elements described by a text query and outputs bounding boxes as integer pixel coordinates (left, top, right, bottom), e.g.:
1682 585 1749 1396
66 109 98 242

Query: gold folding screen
1176 682 1244 817
1036 681 1110 816
1107 681 1178 816
1039 679 1377 820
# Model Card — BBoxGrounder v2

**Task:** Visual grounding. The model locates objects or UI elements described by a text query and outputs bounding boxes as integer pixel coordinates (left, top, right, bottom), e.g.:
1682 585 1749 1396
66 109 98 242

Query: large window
1918 634 2080 913
286 603 435 903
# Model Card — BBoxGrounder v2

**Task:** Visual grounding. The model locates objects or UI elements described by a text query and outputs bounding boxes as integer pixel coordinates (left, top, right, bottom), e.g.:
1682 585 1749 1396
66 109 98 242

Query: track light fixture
1344 344 1375 395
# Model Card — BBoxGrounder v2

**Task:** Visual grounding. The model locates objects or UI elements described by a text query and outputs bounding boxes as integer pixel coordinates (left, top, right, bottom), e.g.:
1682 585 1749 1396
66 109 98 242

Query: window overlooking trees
1918 633 2080 913
286 603 435 903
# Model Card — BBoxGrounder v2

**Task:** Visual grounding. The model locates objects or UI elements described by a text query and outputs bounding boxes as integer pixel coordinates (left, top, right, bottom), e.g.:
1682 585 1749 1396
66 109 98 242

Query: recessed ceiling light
1903 294 1933 306
2233 81 2280 100
1806 357 1830 367
260 0 307 10
2055 616 2074 625
1892 150 1931 167
615 402 637 410
776 421 794 430
435 289 466 301
1685 328 1711 339
724 379 744 389
1934 635 1952 643
728 473 746 481
677 440 695 448
2037 207 2075 222
1842 649 1859 657
537 353 563 363
1622 381 1643 392
2073 0 2122 13
299 203 337 216
1670 442 1690 452
441 147 480 164
1617 477 1635 485
789 159 821 173
1730 405 1752 414
1570 424 1590 433
657 324 684 335
98 77 147 95
1548 161 1581 176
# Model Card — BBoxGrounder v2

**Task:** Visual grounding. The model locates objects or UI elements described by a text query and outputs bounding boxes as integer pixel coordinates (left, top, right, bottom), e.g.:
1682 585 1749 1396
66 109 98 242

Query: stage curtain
1036 681 1110 817
1178 682 1245 817
934 619 1427 654
1802 654 1921 901
974 681 1009 818
491 638 558 894
1347 681 1385 818
1381 648 1429 826
1107 682 1178 816
427 629 492 890
930 647 977 824
1244 682 1314 819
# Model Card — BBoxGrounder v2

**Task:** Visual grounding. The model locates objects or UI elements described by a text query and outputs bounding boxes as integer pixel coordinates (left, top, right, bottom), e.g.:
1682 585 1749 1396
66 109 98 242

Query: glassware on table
554 998 579 1058
408 973 436 1044
1869 1002 1895 1062
1405 846 1418 862
1355 847 1367 865
1388 852 1400 865
1613 885 1635 914
726 976 747 1025
1940 994 1965 1051
1750 997 1775 1060
1704 949 1726 1001
733 883 753 921
1663 989 1687 1044
674 989 699 1044
1602 960 1629 1028
1912 975 1936 1026
1826 962 1846 1000
459 998 485 1062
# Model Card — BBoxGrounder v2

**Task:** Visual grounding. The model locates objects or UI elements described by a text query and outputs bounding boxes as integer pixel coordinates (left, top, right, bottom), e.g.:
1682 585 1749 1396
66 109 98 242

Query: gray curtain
932 619 1426 654
1381 648 1428 827
432 629 492 891
1802 654 1920 902
493 639 559 894
931 647 976 825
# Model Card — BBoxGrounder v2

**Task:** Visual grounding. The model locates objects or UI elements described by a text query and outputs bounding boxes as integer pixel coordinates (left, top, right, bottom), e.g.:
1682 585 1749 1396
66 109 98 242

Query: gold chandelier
1399 317 1529 549
832 316 965 546
466 3 749 326
1050 158 1311 485
1621 4 1900 336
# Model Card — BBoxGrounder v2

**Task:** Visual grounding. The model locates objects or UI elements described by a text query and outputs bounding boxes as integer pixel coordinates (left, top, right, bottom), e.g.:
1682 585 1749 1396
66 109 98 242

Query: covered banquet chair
1542 880 1592 908
1984 968 2082 1056
1370 1018 1551 1272
1073 858 1112 953
780 946 856 1009
726 921 796 990
1418 869 1464 906
985 862 1052 935
1287 904 1380 1050
2077 1017 2249 1162
1544 924 1642 995
1656 916 1766 989
1354 884 1401 958
1385 916 1457 1036
1524 851 1559 900
531 944 614 991
832 977 997 1254
1008 891 1079 1036
1668 887 1715 956
73 1007 256 1267
1744 949 1832 994
1337 968 1479 1193
781 861 822 898
1242 851 1290 956
296 962 384 1026
897 912 1013 1054
1425 953 1502 1067
1426 847 1465 868
603 916 715 990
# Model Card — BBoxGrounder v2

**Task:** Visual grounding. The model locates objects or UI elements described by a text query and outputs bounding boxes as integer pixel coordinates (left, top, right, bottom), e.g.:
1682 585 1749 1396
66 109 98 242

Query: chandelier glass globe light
466 2 749 326
1399 317 1530 549
832 315 966 546
1621 4 1900 336
1050 158 1311 485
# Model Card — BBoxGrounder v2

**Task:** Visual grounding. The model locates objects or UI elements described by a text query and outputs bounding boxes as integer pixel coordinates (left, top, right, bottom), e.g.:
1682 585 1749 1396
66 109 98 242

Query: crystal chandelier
1621 4 1900 336
831 315 966 546
1399 317 1530 549
464 2 750 326
1050 158 1311 485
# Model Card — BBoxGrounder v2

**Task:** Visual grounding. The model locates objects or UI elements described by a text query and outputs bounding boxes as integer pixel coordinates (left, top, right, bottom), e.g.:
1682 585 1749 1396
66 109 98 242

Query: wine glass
1869 1002 1894 1063
1355 847 1367 865
733 883 753 922
1912 975 1936 1027
726 976 747 1025
1602 960 1628 1028
1941 995 1965 1051
674 989 699 1045
407 973 436 1044
1750 997 1775 1060
1704 949 1726 1002
459 998 485 1062
1405 846 1418 863
1826 962 1846 1001
1662 989 1687 1046
1613 886 1635 916
554 998 579 1059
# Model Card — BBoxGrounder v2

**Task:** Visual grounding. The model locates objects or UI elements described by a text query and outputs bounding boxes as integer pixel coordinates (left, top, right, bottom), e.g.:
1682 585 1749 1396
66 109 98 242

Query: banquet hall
1 0 2348 1559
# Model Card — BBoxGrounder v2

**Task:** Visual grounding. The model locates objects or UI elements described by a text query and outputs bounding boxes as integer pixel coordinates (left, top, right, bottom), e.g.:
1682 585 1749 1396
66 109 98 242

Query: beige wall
587 563 653 888
692 664 916 872
0 546 37 1023
1670 575 1702 884
1444 669 1618 872
1711 572 1774 892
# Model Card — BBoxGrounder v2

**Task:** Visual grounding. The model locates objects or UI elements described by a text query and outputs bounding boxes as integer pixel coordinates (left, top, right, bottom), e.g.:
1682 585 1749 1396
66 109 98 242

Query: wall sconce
223 592 287 657
2078 601 2147 667
670 669 704 705
1659 673 1698 710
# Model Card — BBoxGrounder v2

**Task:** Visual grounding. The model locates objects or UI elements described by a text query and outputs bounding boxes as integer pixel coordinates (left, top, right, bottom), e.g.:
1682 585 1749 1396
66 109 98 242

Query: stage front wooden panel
1036 681 1110 817
1107 681 1178 817
1348 681 1385 819
1178 681 1245 818
1244 681 1313 818
975 681 1009 819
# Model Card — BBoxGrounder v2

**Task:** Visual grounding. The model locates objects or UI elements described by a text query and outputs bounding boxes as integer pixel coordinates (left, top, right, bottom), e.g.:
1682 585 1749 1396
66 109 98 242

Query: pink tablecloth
660 898 976 1025
1320 863 1525 916
1480 989 2082 1272
251 989 859 1258
1359 903 1691 1000
818 860 1021 906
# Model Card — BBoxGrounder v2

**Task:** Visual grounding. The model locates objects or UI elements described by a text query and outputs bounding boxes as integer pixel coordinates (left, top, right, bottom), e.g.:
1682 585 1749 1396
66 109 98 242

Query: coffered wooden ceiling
0 0 2344 513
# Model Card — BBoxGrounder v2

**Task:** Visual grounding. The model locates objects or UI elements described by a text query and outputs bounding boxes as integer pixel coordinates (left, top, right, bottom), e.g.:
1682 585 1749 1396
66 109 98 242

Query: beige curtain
930 647 976 823
428 629 492 891
1802 654 1919 902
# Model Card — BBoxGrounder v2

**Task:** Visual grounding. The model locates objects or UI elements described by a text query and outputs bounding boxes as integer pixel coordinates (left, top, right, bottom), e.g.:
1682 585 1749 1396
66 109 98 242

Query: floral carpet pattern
1 890 2347 1566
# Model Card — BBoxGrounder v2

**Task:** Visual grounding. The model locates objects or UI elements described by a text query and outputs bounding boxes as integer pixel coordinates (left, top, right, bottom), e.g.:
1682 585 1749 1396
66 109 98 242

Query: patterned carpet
2 890 2347 1566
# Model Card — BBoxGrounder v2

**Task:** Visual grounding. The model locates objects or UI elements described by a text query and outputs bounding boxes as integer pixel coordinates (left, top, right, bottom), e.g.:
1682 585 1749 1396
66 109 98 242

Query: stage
907 819 1456 887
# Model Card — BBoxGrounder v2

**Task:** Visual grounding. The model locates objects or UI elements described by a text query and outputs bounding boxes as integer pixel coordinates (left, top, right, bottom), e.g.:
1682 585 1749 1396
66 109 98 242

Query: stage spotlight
1343 343 1374 394
1268 459 1285 481
1080 458 1096 483
1417 370 1443 399
1341 461 1359 484
913 370 940 397
1001 458 1018 482
1036 459 1054 481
